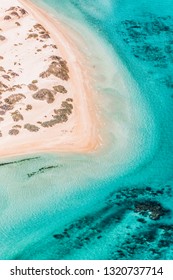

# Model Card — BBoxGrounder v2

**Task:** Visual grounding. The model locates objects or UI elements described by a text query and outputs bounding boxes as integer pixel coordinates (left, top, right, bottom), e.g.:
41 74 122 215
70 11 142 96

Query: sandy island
0 0 100 157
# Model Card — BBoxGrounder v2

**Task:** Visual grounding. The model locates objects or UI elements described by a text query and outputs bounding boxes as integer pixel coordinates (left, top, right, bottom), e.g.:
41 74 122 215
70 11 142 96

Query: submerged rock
134 201 170 220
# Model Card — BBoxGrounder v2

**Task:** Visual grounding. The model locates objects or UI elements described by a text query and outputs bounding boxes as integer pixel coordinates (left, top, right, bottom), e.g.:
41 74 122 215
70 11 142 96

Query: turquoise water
0 0 173 259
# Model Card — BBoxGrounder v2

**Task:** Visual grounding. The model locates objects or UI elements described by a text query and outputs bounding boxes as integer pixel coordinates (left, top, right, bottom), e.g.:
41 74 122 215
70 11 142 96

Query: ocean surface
0 0 173 259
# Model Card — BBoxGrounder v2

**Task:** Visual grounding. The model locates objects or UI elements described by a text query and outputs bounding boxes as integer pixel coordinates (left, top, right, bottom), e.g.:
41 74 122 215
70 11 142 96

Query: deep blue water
0 0 173 259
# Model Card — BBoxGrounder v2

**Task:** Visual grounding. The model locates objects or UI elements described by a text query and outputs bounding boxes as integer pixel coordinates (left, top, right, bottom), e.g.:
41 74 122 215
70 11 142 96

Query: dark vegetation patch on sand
34 23 46 32
9 128 19 135
5 6 28 20
26 23 50 41
15 22 20 26
40 33 50 39
26 33 38 39
53 85 67 94
24 123 40 132
28 84 38 91
40 57 69 81
8 71 19 78
2 74 10 81
32 88 55 104
13 125 21 129
26 104 32 111
4 93 25 105
66 98 73 102
0 67 5 72
10 11 19 18
0 82 7 91
4 15 11 20
0 104 13 111
11 110 23 121
0 35 6 41
41 98 73 128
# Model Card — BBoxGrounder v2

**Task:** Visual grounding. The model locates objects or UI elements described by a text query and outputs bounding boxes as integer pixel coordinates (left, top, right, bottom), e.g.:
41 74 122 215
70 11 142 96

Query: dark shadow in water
27 164 63 178
116 13 173 93
0 157 40 167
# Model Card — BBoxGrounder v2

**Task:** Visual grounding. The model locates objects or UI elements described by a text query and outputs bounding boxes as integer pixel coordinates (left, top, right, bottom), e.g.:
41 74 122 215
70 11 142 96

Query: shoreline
0 0 101 158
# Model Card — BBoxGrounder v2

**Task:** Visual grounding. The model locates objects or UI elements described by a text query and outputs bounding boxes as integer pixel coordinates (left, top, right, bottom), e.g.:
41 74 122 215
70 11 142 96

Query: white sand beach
0 0 100 158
